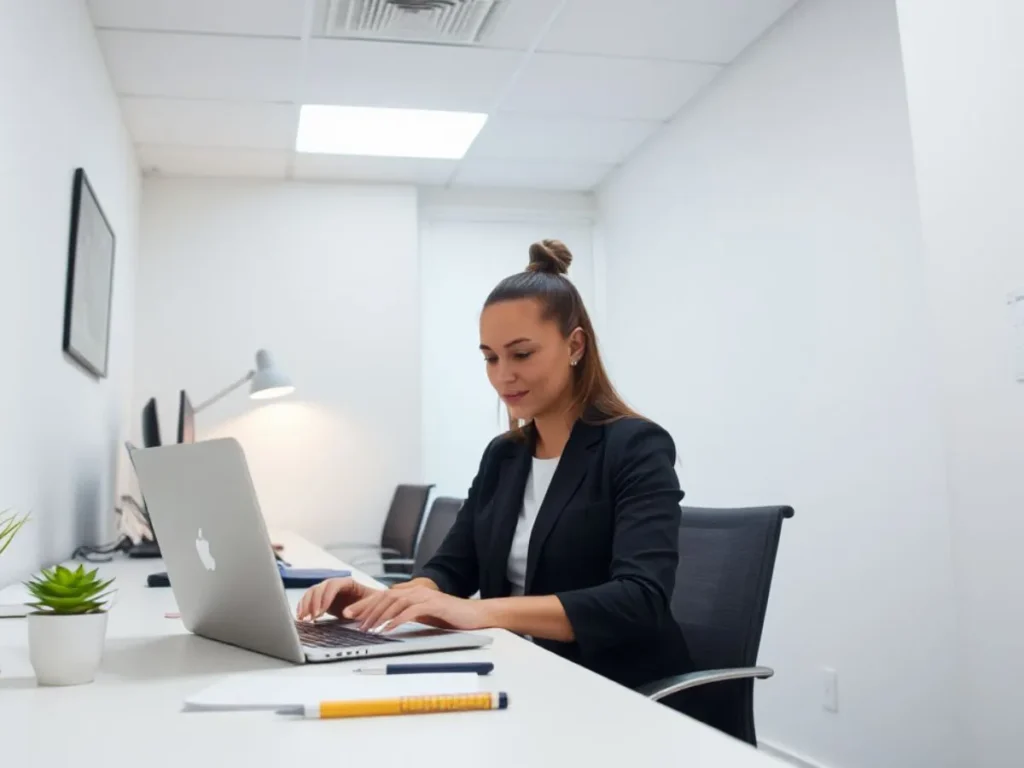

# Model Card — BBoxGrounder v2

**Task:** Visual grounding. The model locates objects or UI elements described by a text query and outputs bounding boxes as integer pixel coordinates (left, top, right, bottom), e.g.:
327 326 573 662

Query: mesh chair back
667 505 792 744
672 505 792 672
413 497 464 572
379 484 434 560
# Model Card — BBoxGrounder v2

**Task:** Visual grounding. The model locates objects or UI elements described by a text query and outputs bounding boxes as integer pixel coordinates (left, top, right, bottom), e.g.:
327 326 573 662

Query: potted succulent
25 564 115 686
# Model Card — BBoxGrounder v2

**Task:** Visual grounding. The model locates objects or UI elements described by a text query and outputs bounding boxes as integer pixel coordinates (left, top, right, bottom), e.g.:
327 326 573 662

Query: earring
570 359 578 367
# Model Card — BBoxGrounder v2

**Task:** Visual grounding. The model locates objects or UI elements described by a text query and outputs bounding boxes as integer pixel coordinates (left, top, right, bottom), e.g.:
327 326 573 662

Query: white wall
135 180 420 547
896 2 1024 765
597 1 958 766
419 190 596 498
0 0 139 584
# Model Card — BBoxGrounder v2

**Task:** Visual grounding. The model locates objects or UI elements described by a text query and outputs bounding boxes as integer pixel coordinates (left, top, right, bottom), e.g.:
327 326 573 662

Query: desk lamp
194 349 295 413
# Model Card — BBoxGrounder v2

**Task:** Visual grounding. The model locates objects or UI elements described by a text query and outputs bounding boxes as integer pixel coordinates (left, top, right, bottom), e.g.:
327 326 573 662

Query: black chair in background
326 484 434 574
374 496 464 586
127 401 163 558
637 505 794 746
142 398 161 447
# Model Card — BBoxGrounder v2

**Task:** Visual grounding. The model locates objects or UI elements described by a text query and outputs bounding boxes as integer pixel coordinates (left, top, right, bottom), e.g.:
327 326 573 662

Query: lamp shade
249 349 295 400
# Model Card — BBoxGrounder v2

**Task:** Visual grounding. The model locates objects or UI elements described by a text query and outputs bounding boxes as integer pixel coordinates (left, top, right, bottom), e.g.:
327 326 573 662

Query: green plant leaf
0 510 29 558
81 578 114 598
29 595 86 610
23 563 116 614
29 582 87 599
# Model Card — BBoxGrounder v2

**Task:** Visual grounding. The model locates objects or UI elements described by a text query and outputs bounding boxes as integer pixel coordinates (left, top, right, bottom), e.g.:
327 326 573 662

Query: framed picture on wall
62 168 116 378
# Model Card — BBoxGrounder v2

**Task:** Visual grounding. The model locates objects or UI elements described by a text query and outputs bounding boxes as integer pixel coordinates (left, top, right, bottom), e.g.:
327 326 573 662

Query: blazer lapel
524 419 603 593
483 435 532 597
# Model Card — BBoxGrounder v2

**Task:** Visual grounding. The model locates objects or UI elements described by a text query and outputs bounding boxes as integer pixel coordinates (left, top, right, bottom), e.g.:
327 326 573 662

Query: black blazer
419 415 694 689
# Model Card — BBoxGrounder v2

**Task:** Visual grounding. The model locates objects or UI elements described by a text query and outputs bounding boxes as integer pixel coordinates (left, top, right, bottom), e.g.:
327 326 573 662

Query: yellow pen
276 692 508 719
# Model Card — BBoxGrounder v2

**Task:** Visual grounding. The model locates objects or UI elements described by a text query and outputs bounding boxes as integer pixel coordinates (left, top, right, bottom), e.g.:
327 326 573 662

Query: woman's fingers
343 590 385 620
308 582 334 620
297 581 328 621
358 592 404 631
316 580 348 619
295 590 311 620
301 578 349 621
366 594 413 632
386 604 429 633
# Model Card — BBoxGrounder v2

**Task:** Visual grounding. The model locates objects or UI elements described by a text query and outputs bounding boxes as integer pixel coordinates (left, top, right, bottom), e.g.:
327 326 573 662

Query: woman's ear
568 327 586 363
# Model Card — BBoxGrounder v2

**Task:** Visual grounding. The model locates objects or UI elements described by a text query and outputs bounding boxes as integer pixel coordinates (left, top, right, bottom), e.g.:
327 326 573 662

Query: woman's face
480 299 582 422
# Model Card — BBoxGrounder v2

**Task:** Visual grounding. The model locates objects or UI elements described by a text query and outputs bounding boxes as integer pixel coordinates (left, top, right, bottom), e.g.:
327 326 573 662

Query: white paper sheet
184 671 482 712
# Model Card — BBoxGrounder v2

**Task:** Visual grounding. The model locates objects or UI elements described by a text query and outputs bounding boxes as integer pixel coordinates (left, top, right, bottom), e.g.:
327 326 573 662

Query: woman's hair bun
527 239 572 276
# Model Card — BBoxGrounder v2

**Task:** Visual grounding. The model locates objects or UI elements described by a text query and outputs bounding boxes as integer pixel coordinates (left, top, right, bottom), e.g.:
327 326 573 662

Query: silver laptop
127 438 491 663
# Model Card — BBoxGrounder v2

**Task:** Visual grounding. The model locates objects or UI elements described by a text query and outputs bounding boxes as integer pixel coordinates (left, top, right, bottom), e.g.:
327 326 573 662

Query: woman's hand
343 585 492 634
295 577 379 622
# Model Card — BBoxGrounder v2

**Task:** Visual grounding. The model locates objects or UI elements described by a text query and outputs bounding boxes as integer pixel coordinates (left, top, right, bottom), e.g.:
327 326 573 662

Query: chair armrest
374 574 414 586
363 558 416 572
636 667 775 702
349 551 405 567
325 542 401 557
324 541 380 551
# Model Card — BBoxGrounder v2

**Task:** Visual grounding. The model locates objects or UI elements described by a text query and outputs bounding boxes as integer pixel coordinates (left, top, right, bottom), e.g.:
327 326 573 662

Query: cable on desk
72 536 132 563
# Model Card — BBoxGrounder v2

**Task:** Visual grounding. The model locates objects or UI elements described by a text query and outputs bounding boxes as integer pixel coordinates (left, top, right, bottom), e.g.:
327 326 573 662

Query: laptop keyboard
296 620 399 648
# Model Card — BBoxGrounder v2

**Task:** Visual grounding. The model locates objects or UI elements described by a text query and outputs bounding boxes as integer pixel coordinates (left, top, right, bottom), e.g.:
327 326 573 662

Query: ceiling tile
539 0 799 64
97 30 301 101
501 53 720 121
467 114 660 163
121 98 298 149
453 159 612 191
88 0 308 37
292 154 456 185
137 145 290 179
477 0 562 50
303 40 521 112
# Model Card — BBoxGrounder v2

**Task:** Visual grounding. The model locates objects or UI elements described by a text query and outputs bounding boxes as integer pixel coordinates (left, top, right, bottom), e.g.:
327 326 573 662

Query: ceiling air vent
324 0 503 45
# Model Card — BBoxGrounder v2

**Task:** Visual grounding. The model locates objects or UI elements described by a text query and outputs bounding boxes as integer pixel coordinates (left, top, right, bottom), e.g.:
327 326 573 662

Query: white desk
0 532 785 768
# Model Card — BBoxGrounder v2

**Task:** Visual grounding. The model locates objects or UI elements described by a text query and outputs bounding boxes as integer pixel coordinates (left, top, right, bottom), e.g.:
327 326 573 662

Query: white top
0 530 786 768
507 456 560 596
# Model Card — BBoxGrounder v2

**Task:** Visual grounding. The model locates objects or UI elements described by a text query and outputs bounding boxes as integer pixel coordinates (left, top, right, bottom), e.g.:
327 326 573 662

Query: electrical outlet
822 667 839 713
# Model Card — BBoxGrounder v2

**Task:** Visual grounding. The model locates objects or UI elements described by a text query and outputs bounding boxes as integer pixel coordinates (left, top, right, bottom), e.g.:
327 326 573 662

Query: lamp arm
194 370 255 414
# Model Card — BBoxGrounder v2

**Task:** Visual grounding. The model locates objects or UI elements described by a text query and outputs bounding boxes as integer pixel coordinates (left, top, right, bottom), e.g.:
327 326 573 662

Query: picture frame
62 168 116 378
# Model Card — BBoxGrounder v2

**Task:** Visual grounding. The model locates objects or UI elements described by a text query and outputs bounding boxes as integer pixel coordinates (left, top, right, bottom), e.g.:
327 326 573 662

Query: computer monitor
124 441 162 559
142 398 161 448
177 390 195 444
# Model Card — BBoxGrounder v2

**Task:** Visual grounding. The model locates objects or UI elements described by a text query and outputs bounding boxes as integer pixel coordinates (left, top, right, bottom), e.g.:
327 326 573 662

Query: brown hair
484 239 640 435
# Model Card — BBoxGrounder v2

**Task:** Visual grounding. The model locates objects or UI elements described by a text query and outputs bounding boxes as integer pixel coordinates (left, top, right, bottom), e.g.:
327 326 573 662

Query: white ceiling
87 0 798 191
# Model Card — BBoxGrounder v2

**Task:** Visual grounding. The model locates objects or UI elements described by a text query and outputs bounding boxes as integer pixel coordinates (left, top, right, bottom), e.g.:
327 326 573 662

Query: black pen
354 662 494 676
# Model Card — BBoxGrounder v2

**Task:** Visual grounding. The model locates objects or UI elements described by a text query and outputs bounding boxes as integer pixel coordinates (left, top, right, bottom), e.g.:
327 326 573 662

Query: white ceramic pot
27 611 108 686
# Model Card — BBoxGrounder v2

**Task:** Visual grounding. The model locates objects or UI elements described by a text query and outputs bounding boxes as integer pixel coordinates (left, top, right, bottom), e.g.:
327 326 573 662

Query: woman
297 240 693 689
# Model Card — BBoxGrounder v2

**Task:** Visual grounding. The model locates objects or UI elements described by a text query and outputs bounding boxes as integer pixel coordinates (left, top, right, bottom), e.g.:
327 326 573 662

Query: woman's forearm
481 595 575 642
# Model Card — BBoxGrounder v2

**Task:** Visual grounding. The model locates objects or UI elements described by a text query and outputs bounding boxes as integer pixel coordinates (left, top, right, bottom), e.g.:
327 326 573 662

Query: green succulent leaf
23 561 116 614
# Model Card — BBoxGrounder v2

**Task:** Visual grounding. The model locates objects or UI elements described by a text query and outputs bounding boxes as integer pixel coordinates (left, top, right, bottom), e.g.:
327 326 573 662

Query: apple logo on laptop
195 529 216 571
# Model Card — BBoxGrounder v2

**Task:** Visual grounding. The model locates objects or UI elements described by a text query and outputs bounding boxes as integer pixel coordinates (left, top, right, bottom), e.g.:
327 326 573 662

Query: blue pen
354 662 494 676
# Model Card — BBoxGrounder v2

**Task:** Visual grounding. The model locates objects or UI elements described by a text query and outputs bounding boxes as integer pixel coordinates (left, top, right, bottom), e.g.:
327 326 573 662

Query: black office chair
374 496 464 586
141 398 161 447
326 484 434 574
636 505 794 746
